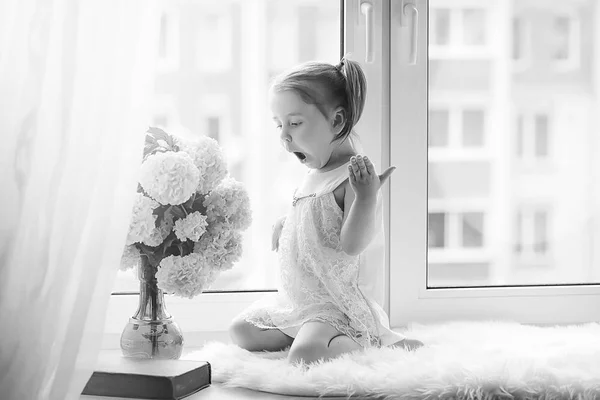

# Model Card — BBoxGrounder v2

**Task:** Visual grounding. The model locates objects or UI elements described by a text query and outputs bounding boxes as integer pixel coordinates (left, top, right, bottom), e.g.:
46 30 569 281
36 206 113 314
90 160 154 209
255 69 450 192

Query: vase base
120 317 184 360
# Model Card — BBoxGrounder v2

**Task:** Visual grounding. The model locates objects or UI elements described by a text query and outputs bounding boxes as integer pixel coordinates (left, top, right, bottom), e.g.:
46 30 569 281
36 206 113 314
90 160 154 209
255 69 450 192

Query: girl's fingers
350 157 360 177
363 156 372 176
348 164 356 182
356 156 367 177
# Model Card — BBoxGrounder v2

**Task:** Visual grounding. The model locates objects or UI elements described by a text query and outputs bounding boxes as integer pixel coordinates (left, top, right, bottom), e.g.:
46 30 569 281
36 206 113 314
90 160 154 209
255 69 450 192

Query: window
461 109 485 148
428 110 449 148
157 8 179 72
107 0 342 344
428 211 485 250
552 15 580 69
511 16 530 68
391 0 600 327
428 106 487 153
515 207 550 257
196 10 232 72
462 9 486 46
516 112 551 162
429 6 489 57
105 0 600 348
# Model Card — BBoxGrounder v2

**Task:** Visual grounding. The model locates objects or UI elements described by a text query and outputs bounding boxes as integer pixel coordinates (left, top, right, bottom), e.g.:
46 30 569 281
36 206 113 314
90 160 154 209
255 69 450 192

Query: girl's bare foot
389 338 424 351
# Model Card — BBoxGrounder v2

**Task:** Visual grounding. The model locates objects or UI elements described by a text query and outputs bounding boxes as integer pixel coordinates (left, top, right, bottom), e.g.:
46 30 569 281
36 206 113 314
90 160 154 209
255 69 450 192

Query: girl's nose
280 128 292 143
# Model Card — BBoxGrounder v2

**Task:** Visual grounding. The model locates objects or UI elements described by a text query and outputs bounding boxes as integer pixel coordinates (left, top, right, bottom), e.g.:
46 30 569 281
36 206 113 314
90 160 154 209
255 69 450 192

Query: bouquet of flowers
120 127 251 298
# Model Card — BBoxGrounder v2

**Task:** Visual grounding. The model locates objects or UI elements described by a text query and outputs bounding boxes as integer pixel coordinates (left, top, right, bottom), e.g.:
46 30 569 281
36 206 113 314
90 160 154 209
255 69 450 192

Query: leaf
170 205 186 220
161 231 179 257
147 126 176 149
190 193 207 214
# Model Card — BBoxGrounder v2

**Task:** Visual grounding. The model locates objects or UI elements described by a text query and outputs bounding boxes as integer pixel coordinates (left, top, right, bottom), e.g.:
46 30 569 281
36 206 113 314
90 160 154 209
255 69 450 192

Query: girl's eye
290 122 301 127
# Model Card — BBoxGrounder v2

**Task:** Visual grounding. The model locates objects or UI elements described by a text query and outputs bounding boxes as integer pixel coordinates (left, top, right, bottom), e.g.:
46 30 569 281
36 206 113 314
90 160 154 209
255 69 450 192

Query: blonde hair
270 56 367 143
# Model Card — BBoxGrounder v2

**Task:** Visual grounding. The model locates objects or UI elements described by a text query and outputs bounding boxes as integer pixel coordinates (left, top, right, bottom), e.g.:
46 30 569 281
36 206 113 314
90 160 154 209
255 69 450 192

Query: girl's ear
332 107 346 135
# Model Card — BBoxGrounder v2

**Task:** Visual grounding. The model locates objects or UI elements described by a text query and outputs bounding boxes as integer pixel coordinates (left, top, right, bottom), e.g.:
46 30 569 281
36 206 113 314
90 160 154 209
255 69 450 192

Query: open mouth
293 152 307 162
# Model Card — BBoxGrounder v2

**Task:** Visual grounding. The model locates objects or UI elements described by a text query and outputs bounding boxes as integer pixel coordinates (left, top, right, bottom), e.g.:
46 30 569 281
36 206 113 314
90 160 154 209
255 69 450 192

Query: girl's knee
228 318 253 348
287 342 325 365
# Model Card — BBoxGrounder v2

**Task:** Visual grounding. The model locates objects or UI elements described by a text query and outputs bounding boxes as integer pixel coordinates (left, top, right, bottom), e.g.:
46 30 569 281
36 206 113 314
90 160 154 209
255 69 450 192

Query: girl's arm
340 186 377 256
340 155 395 256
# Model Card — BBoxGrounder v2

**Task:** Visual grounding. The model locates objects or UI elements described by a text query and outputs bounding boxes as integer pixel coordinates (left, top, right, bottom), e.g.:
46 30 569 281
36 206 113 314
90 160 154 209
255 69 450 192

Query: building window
429 109 450 148
428 212 447 248
207 116 220 142
431 9 451 46
157 9 179 72
153 115 169 129
197 12 232 72
552 15 580 69
515 112 551 161
429 211 485 249
430 8 488 49
461 212 484 248
462 9 486 46
515 207 551 259
429 107 487 151
462 109 485 148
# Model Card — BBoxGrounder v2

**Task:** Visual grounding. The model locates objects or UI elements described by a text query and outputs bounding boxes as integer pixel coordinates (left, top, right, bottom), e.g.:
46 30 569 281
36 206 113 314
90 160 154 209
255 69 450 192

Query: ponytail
335 56 367 141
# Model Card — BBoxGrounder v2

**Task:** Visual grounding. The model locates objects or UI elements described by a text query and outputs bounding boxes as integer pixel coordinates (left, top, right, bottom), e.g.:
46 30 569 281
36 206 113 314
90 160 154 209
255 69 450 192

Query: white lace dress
237 161 405 348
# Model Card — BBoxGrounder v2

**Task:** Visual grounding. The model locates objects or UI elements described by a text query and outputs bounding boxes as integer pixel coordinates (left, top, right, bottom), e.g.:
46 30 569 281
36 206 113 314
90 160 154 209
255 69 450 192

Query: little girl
229 57 423 365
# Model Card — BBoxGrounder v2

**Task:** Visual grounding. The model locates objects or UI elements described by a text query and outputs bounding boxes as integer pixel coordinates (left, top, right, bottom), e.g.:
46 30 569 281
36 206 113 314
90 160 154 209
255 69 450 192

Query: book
82 352 211 399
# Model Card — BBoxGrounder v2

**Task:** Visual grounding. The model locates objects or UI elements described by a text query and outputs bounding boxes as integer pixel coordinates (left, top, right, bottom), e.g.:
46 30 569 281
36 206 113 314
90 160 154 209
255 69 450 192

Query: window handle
401 2 419 65
360 1 374 63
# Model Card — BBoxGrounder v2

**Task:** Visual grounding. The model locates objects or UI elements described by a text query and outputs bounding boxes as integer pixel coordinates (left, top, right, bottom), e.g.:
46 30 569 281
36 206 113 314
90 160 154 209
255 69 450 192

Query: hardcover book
82 353 211 399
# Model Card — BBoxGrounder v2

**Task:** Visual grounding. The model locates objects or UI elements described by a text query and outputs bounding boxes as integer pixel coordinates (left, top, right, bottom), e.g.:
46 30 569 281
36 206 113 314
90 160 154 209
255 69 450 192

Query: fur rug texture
183 320 600 399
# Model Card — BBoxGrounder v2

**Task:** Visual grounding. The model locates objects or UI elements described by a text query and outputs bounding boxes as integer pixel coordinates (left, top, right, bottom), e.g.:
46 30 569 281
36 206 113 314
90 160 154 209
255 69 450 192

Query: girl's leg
228 317 294 352
287 321 362 365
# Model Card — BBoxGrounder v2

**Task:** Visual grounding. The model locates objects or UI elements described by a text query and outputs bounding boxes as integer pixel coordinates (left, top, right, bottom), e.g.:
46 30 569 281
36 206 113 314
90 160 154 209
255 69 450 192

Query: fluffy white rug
183 321 600 399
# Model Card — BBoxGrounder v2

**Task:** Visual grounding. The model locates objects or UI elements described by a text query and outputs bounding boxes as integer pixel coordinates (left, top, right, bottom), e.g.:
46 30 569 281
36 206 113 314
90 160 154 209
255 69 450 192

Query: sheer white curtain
0 0 159 399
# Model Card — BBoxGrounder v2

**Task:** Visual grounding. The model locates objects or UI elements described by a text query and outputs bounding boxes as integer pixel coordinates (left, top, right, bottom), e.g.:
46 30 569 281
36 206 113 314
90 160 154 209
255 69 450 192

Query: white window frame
390 0 600 328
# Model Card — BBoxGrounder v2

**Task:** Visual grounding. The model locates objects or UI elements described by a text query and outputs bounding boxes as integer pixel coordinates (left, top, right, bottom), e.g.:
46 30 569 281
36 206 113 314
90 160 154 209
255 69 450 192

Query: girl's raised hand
348 155 396 202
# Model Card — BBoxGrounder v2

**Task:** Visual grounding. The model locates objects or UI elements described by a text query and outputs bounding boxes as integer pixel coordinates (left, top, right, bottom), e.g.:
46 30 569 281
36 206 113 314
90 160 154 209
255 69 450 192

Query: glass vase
120 258 184 359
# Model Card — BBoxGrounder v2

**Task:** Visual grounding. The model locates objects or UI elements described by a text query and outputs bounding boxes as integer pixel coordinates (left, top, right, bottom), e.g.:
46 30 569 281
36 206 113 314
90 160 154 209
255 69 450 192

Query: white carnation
175 135 228 194
174 211 208 242
139 151 200 205
203 177 252 231
156 254 211 298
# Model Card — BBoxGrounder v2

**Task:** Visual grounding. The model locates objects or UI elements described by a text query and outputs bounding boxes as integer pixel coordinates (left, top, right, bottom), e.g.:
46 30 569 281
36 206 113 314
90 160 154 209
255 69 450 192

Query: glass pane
429 110 449 147
113 0 341 293
428 1 600 287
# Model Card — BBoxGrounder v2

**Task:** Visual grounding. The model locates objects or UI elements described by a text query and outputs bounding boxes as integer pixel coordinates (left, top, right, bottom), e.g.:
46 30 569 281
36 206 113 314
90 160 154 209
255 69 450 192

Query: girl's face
269 90 340 170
